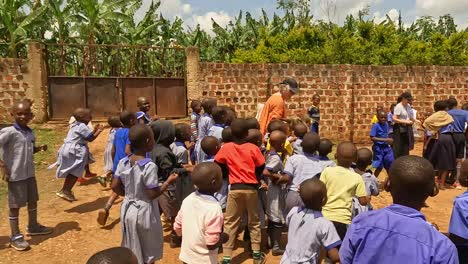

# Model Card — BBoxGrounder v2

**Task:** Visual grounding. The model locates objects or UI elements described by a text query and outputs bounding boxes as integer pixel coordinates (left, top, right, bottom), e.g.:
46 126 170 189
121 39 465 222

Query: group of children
0 93 466 264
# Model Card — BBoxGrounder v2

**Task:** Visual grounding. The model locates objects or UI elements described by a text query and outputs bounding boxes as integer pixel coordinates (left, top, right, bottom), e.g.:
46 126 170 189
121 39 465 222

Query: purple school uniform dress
370 122 394 170
136 111 151 124
340 204 459 264
449 191 468 262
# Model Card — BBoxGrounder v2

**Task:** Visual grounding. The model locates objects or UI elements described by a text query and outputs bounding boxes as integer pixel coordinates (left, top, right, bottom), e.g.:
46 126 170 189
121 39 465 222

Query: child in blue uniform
55 108 104 202
207 106 227 142
352 148 379 218
449 159 468 263
171 123 194 200
112 124 178 264
136 97 152 125
98 116 122 187
307 95 321 134
0 100 53 251
195 98 217 164
370 110 394 178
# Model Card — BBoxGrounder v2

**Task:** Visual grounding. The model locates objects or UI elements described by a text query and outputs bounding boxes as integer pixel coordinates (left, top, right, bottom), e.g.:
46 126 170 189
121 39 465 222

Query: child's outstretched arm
145 173 178 200
370 136 393 145
87 124 104 142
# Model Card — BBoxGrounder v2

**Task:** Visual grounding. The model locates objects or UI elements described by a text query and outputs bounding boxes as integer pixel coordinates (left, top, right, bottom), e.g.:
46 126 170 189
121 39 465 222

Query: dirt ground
0 126 464 264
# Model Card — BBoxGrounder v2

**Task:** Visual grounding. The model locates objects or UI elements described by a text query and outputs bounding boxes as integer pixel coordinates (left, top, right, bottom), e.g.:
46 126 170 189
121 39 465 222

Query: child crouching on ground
351 148 379 218
215 118 266 264
54 108 104 201
174 162 228 264
112 124 178 264
0 99 53 251
281 178 341 264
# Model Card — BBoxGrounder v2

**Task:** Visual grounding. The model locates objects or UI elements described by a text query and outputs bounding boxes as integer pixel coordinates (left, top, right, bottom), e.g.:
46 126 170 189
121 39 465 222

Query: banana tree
0 0 47 57
46 0 73 74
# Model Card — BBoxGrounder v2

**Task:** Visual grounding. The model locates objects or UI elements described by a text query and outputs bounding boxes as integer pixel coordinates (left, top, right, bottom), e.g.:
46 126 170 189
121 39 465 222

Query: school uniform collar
174 141 186 148
203 113 211 117
192 112 200 117
214 123 226 128
196 190 218 202
318 155 330 161
299 207 323 218
303 152 319 161
13 123 32 132
268 151 279 156
205 155 215 160
385 204 426 221
122 154 152 166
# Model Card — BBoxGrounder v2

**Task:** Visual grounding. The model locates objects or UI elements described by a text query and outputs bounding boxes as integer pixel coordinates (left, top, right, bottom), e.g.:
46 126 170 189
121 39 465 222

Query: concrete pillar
186 47 202 105
25 42 48 123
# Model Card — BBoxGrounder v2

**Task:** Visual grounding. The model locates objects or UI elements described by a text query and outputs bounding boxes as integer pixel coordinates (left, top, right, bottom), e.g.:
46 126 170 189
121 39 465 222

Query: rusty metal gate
45 43 187 120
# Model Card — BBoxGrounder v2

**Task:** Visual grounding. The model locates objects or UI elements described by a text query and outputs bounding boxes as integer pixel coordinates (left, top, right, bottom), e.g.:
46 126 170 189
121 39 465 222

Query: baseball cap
280 78 299 94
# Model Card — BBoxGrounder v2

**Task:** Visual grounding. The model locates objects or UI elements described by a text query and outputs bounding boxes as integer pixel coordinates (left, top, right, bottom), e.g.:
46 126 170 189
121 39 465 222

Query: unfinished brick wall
195 63 468 143
0 58 29 123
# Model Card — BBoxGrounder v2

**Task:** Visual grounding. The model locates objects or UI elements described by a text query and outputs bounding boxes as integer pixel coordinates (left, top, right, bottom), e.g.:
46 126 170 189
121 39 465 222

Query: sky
134 0 468 33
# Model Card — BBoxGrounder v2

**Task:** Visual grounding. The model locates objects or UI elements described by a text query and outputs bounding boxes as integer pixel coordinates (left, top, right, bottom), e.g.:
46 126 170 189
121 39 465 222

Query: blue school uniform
340 204 459 264
207 124 224 142
171 141 194 200
352 171 379 218
54 122 93 178
115 156 163 264
370 122 394 170
113 128 130 173
265 151 287 224
387 112 394 135
136 111 151 124
292 138 303 155
449 191 468 262
318 155 336 171
194 114 214 164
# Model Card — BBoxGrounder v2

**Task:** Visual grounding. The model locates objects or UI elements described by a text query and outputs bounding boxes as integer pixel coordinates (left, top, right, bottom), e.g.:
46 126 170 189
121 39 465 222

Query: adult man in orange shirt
259 78 299 135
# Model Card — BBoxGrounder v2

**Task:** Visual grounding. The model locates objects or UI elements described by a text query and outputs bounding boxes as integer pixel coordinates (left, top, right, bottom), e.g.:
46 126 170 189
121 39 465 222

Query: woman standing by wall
392 92 417 158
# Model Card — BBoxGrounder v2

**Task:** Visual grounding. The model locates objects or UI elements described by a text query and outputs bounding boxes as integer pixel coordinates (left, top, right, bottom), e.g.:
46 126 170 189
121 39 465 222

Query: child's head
318 138 333 157
390 103 396 113
211 106 228 125
293 123 308 138
246 129 263 147
224 106 237 126
192 162 223 194
269 130 287 152
301 132 321 154
446 97 457 110
386 155 436 209
129 124 155 153
433 100 448 112
137 97 150 113
201 98 217 115
245 118 260 130
107 116 122 128
335 142 357 168
356 148 373 170
222 127 233 143
267 120 289 135
312 94 321 106
462 103 468 111
191 100 202 114
230 118 248 142
377 110 387 124
299 178 327 211
73 108 92 124
120 110 136 128
11 99 33 127
201 136 220 156
376 105 384 113
150 120 175 146
174 123 191 142
86 247 138 264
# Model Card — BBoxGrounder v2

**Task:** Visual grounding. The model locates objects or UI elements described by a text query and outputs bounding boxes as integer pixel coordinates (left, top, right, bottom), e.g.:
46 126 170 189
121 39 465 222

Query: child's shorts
372 144 394 170
8 177 39 208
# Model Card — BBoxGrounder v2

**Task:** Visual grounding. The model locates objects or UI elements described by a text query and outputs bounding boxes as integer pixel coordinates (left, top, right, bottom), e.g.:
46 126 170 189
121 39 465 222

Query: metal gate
45 43 187 120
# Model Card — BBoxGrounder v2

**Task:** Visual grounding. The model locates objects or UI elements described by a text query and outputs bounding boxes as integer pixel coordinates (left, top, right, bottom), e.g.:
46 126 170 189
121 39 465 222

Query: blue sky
135 0 468 32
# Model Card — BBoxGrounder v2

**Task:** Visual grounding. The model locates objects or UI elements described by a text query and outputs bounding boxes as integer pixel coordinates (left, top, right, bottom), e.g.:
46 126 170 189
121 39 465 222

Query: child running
340 156 458 263
136 96 152 125
0 99 53 251
284 132 323 213
320 142 368 239
292 122 307 155
317 138 336 170
98 116 122 187
55 108 104 201
111 124 178 264
174 162 227 264
281 178 341 264
351 148 379 218
215 118 266 264
263 130 288 256
370 110 394 178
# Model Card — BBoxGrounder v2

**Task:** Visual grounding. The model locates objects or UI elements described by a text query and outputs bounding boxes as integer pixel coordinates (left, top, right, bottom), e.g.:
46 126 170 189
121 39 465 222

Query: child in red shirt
215 118 266 264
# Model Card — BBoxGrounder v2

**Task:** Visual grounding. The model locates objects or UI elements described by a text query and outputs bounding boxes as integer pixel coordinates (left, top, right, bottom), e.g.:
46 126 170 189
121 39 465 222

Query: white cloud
415 0 467 16
313 0 383 23
193 11 232 34
373 8 399 24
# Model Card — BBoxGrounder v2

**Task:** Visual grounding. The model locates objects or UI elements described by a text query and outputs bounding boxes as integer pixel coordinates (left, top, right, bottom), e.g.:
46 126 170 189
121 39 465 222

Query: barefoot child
97 111 136 225
352 148 379 218
174 162 227 264
263 130 288 256
55 108 104 201
98 116 122 187
281 178 341 264
340 156 458 263
320 142 368 239
136 97 152 125
0 99 53 251
111 124 178 264
318 138 336 170
370 110 394 178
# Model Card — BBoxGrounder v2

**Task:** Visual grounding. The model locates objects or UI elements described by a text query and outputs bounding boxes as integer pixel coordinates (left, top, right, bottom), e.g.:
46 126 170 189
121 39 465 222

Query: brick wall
0 58 29 123
195 63 468 143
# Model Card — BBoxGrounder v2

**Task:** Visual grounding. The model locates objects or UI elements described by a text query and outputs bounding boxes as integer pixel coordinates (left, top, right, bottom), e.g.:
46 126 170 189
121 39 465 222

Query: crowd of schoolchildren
0 81 467 264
